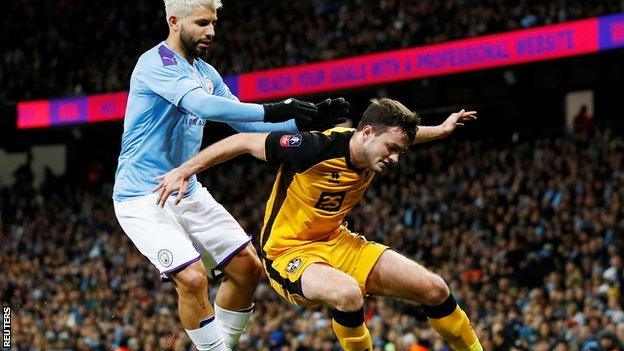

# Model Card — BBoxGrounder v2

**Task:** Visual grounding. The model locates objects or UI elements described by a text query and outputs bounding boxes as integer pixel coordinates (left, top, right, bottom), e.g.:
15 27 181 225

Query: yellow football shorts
260 227 388 306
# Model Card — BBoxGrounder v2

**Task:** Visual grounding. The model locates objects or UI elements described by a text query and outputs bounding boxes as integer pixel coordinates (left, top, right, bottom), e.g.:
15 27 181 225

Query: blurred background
1 1 624 350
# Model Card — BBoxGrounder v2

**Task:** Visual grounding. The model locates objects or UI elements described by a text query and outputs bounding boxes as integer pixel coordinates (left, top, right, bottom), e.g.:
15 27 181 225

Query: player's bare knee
244 246 263 280
239 254 263 283
174 263 208 295
226 246 263 284
332 283 364 312
423 275 450 306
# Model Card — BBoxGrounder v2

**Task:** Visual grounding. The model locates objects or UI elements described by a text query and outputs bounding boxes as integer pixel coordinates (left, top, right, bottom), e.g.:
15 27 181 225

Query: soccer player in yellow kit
156 98 483 351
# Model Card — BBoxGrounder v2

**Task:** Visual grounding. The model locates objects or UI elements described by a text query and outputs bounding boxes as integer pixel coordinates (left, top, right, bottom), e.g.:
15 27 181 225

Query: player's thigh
301 263 363 309
262 247 357 308
176 186 251 271
366 250 448 304
329 229 387 296
114 195 200 275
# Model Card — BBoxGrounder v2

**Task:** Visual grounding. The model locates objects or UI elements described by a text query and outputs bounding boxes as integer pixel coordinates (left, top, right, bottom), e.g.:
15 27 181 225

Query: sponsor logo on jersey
184 117 206 127
314 191 346 212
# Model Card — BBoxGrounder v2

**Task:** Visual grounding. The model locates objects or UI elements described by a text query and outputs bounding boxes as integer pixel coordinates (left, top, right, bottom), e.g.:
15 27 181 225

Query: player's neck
349 133 368 170
165 36 195 64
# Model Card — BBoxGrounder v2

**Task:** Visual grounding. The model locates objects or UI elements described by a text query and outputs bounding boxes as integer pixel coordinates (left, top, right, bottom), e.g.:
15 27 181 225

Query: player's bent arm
177 133 269 178
155 133 269 206
179 88 266 123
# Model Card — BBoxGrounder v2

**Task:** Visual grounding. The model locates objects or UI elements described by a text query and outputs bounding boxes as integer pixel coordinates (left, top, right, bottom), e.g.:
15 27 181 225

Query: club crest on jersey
286 258 302 274
280 134 302 148
204 78 214 94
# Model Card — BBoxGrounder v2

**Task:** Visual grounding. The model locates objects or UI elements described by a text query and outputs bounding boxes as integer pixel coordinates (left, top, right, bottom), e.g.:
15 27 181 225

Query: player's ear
167 15 180 31
362 125 374 140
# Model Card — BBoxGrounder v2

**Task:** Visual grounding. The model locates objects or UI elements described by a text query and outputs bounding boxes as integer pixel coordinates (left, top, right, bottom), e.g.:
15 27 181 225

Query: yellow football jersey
260 127 375 260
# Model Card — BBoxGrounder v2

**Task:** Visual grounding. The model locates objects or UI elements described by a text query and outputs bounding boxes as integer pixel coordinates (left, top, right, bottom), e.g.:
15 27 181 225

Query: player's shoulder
319 127 355 144
135 42 182 72
322 127 355 137
297 128 353 163
267 129 350 171
297 127 353 150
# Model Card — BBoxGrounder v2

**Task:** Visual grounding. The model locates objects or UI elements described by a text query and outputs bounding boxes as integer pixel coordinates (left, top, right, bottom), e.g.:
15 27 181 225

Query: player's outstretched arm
180 90 319 126
413 109 477 144
229 120 299 133
228 97 350 133
153 133 269 206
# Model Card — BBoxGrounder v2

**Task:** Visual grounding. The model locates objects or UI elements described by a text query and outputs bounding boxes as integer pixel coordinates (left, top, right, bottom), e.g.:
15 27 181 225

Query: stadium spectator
2 127 622 350
3 0 623 101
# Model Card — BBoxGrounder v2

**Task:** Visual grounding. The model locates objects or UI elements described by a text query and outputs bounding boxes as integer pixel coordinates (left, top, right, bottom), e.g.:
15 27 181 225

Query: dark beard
180 27 209 59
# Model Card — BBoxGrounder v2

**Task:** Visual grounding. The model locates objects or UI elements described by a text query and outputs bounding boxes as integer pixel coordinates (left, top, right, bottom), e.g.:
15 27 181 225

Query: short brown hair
356 98 421 143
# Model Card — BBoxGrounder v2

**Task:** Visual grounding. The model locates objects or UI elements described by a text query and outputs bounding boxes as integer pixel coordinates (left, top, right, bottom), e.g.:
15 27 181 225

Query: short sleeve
265 132 333 172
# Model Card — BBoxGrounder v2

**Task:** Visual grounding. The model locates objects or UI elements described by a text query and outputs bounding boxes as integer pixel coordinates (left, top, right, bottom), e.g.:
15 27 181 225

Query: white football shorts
113 184 251 277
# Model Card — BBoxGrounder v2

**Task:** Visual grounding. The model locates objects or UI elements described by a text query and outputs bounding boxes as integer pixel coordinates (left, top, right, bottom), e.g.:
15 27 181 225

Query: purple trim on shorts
215 237 252 271
162 255 201 275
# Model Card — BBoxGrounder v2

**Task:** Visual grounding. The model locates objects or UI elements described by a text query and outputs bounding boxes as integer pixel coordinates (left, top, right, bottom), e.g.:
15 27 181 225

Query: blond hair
164 0 223 19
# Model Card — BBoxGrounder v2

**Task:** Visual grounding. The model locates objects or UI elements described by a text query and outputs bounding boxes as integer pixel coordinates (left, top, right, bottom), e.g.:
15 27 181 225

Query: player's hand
296 97 349 131
153 168 190 207
263 98 318 123
439 109 477 137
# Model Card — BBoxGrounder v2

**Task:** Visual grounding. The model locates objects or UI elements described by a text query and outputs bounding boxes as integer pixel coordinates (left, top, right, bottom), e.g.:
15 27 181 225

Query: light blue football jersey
113 42 295 201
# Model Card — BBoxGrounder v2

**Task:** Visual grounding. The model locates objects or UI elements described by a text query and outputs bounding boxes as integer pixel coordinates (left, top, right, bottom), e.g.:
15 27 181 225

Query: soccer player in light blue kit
112 1 348 350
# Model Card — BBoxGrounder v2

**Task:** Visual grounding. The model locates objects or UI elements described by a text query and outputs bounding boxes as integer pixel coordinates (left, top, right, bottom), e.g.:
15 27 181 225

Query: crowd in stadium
4 0 624 101
2 127 623 350
3 0 624 350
